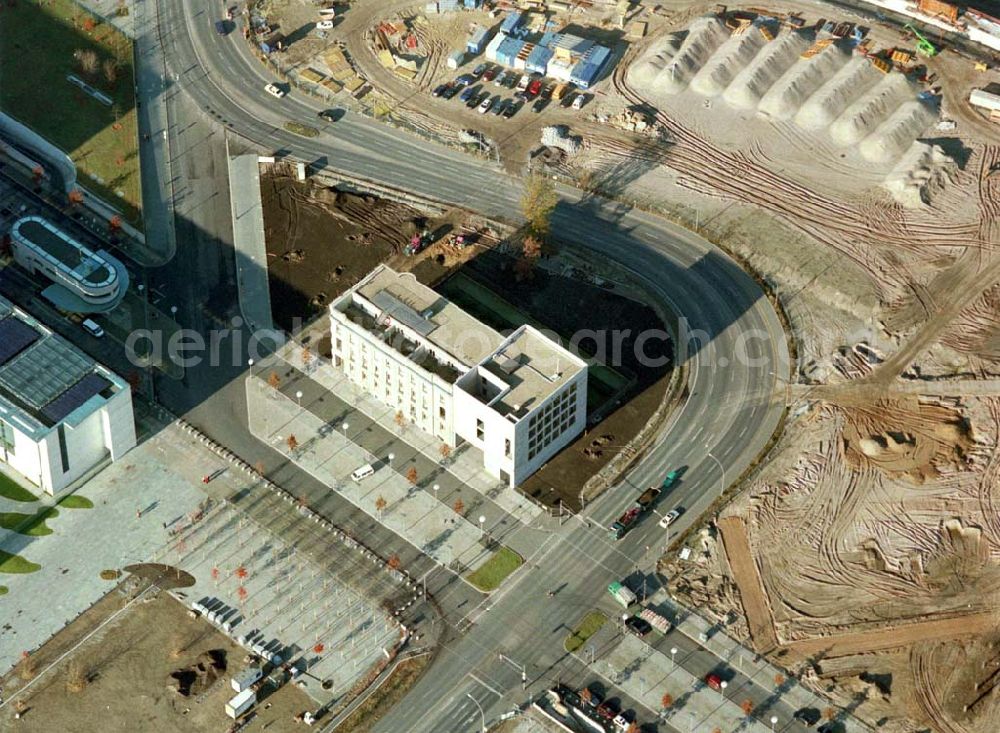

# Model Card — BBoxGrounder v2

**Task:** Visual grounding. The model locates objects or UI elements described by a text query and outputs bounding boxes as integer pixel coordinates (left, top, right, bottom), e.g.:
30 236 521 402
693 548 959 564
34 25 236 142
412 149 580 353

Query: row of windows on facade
527 383 580 461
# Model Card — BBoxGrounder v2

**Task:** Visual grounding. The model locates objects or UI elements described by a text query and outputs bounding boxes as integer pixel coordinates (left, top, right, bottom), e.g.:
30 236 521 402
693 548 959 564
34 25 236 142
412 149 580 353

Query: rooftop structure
0 296 135 494
10 216 129 313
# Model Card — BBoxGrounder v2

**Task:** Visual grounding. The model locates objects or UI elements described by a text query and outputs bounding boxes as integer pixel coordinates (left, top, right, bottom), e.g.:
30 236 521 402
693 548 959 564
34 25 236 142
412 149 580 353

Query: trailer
608 581 637 607
232 666 263 693
225 688 256 719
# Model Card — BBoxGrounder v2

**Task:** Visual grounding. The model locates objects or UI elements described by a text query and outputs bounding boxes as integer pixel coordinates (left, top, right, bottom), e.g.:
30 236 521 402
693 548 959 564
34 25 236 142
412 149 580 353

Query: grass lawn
0 0 141 224
0 507 60 536
0 550 42 574
57 494 94 509
465 547 524 592
564 611 607 653
0 472 39 503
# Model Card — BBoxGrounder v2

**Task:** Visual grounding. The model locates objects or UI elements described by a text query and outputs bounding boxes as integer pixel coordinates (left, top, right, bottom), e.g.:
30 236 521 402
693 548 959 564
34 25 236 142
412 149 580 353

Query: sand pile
859 100 938 163
690 27 768 97
795 56 883 130
883 141 958 207
829 73 919 146
759 42 851 120
723 30 813 109
629 32 685 87
660 16 730 93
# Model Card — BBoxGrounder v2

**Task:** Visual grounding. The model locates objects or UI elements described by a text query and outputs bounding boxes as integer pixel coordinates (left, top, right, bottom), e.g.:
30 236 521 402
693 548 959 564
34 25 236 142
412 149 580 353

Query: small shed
467 26 493 55
447 49 466 69
500 11 523 35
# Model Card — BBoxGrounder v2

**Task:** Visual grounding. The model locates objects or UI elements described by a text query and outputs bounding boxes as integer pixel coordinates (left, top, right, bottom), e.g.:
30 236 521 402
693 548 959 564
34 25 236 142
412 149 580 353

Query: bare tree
406 466 418 485
453 498 465 516
102 58 119 87
521 171 558 239
74 48 99 76
66 660 89 692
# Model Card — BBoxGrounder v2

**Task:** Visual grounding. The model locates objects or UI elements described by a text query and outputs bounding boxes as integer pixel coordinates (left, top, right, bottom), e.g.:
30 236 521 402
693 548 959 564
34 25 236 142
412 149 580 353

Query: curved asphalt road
157 2 792 730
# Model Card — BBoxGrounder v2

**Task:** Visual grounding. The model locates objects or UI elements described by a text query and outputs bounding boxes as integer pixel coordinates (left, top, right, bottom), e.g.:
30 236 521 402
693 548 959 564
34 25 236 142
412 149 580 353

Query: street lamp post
622 613 628 633
770 715 778 732
705 448 725 495
670 647 677 672
295 390 303 408
342 422 349 441
478 515 486 538
433 483 440 502
466 693 486 733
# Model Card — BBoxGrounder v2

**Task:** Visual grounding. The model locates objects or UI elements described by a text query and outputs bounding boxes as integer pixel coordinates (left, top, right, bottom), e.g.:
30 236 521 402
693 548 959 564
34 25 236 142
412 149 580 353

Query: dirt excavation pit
840 397 975 482
167 650 227 697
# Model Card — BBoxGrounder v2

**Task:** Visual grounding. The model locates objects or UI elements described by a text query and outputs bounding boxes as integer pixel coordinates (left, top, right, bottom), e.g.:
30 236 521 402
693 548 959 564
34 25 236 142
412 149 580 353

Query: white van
81 318 105 338
351 464 375 482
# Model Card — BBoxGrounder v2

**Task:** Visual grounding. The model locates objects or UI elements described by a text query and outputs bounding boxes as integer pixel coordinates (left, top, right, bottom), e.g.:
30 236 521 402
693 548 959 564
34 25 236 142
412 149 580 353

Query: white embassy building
0 296 136 495
330 266 587 487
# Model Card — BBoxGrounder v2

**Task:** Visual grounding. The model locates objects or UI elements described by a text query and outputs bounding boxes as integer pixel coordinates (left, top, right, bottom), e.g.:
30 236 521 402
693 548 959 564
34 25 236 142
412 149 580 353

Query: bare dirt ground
0 586 312 732
259 171 676 511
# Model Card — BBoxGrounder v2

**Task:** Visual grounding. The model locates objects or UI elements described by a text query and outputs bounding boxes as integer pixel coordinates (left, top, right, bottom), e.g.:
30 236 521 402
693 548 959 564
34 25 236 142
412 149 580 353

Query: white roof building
0 296 136 495
330 266 587 487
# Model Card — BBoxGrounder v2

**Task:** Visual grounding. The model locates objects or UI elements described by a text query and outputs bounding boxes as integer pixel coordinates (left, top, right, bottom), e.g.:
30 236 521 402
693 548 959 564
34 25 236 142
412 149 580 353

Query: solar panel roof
40 372 112 424
0 317 41 366
0 336 94 409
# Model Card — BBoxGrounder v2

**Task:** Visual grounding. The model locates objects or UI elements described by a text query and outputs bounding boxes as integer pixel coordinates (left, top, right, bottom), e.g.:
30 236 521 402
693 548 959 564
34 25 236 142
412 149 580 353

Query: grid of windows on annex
527 382 578 461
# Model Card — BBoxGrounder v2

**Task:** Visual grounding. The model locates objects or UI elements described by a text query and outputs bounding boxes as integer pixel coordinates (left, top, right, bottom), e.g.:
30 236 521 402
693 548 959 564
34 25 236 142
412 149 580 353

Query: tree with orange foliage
387 554 401 570
453 498 465 516
406 466 418 485
286 434 298 453
268 371 281 390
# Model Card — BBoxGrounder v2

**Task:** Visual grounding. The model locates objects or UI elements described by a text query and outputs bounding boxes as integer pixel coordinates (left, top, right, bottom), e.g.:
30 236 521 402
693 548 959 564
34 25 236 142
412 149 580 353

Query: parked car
532 96 548 113
455 74 475 86
459 85 478 103
432 83 450 97
503 72 518 89
482 66 498 81
625 616 653 637
658 508 682 528
466 91 486 109
264 83 286 98
572 92 587 110
582 686 602 708
526 79 543 98
317 109 342 122
596 701 617 721
315 19 334 30
494 70 508 87
501 100 521 119
515 74 530 92
612 712 634 732
793 708 822 725
477 95 493 114
441 84 460 99
81 318 104 338
492 98 507 116
472 63 487 77
704 673 724 691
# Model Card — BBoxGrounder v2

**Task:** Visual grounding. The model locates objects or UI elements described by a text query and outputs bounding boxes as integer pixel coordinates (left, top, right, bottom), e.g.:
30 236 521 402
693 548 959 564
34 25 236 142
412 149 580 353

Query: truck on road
609 506 642 540
634 486 661 510
608 581 637 607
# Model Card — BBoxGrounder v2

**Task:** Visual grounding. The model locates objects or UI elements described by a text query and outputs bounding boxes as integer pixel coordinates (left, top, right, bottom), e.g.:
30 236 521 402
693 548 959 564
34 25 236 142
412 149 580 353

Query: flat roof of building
0 297 119 436
483 326 585 417
355 266 504 367
12 216 116 288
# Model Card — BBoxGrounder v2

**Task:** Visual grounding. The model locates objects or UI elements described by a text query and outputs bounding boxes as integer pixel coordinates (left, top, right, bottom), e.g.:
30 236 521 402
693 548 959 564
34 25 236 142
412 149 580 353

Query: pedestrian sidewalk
589 633 778 733
229 153 273 332
276 338 543 526
246 378 495 573
649 589 872 733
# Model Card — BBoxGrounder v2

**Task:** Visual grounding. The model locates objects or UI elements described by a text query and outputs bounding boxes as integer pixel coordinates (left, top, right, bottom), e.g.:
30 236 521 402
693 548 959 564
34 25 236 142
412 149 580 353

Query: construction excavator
905 23 939 57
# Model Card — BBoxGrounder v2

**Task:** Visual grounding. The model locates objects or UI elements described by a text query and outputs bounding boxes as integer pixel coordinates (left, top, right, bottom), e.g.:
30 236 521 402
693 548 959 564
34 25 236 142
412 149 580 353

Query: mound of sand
794 56 883 130
883 141 958 208
660 15 731 93
723 30 813 109
690 27 768 97
759 41 851 120
859 99 939 163
829 73 919 146
629 32 685 86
